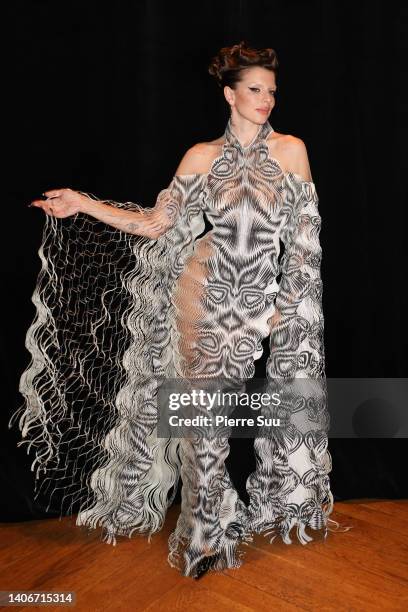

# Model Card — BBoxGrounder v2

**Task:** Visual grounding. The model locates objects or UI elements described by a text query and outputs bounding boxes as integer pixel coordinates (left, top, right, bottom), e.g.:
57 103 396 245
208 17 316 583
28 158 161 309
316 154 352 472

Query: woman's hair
208 40 279 89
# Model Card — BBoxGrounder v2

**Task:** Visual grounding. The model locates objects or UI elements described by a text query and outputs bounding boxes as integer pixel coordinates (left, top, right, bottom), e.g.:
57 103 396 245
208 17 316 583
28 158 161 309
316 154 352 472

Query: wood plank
1 501 407 612
224 544 406 611
331 500 408 533
142 574 304 612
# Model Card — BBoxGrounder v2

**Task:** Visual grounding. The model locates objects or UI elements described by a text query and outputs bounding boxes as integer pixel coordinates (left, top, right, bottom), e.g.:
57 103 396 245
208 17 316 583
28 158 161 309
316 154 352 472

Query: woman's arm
31 189 160 238
30 147 206 239
76 188 181 239
30 185 181 239
77 195 160 238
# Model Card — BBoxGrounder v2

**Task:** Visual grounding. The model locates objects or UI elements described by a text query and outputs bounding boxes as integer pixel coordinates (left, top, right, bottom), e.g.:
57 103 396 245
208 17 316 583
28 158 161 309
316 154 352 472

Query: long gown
9 117 350 578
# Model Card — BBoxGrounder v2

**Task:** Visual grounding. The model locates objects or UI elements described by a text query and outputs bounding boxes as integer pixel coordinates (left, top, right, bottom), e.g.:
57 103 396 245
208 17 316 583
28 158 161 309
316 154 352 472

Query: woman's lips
256 108 269 114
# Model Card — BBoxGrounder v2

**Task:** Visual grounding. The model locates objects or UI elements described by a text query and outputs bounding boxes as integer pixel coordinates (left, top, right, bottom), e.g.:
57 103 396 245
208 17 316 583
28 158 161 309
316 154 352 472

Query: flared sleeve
8 173 206 545
267 175 325 381
255 173 339 546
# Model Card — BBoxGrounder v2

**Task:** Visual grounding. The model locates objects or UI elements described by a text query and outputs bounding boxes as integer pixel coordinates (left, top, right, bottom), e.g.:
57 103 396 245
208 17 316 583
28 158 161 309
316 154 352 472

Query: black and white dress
10 117 348 578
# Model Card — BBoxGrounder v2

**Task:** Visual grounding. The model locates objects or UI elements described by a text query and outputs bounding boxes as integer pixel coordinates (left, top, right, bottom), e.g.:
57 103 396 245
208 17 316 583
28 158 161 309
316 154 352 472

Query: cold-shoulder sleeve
256 175 339 546
267 176 325 380
8 173 206 544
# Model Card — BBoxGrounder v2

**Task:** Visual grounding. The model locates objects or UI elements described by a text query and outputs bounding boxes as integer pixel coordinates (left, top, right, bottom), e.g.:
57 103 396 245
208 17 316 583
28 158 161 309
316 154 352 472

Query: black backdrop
2 0 407 521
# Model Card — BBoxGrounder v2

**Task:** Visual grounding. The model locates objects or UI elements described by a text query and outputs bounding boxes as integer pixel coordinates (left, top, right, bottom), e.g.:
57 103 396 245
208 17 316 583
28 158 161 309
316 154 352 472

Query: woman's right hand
29 188 90 218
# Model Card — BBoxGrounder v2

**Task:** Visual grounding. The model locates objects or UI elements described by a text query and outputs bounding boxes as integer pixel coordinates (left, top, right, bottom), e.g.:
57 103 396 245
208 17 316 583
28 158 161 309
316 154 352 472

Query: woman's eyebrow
249 83 278 89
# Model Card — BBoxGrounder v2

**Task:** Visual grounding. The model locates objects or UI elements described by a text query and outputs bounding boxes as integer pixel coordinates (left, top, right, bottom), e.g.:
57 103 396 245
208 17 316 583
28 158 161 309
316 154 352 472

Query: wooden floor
1 499 407 611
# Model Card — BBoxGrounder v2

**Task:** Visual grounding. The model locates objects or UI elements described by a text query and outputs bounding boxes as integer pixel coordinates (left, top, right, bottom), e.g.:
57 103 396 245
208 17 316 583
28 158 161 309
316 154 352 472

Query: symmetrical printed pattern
9 118 349 578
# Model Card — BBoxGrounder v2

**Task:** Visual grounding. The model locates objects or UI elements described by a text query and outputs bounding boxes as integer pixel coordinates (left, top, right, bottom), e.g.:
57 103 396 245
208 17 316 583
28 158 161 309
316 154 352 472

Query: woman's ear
223 85 233 106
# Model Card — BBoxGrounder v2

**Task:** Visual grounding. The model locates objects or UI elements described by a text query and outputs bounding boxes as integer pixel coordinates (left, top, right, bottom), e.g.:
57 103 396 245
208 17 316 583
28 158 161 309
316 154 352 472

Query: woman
10 41 350 579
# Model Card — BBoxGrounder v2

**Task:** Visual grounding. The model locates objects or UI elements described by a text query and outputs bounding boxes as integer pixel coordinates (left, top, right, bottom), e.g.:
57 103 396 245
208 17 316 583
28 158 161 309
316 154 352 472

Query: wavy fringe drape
9 175 206 545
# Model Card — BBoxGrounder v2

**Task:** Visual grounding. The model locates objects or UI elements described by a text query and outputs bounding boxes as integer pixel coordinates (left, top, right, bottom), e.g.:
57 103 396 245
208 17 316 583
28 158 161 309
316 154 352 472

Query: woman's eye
249 87 276 95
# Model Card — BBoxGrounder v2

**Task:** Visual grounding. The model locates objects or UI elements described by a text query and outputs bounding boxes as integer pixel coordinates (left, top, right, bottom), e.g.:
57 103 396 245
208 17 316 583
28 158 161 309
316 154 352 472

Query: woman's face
224 66 277 124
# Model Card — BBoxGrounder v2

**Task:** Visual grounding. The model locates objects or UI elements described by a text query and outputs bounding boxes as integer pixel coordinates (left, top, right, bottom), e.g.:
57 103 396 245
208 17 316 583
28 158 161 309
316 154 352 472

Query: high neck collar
224 117 273 150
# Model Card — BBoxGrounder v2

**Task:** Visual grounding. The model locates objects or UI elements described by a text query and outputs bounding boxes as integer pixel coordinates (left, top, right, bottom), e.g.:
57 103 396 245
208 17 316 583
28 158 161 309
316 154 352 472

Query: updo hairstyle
208 40 279 89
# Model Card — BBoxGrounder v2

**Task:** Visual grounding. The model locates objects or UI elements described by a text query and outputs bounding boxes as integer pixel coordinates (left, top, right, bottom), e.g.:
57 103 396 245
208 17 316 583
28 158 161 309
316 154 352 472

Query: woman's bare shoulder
266 131 312 180
174 138 224 176
267 130 305 150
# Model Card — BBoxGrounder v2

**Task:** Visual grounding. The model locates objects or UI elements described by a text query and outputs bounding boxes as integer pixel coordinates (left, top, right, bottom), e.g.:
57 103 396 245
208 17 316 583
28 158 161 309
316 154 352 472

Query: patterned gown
9 117 349 578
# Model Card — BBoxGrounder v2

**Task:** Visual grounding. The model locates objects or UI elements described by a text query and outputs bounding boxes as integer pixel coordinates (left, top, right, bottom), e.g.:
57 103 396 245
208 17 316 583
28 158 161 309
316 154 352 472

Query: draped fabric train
9 118 351 578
